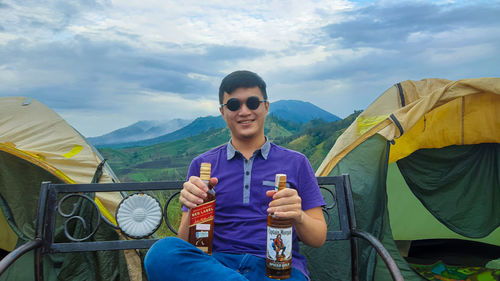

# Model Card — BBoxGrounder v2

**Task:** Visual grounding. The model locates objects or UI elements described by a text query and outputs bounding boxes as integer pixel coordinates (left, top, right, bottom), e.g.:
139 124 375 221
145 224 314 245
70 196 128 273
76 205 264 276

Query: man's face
219 86 269 142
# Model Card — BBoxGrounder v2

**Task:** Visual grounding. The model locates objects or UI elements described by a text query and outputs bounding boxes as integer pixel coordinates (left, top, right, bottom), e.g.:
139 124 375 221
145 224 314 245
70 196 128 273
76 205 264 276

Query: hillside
88 119 192 145
99 111 361 182
272 111 361 169
92 100 339 148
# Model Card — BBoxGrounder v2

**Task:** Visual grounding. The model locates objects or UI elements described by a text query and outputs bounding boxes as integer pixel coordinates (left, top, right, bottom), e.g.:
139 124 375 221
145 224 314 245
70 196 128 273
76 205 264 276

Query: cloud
0 0 499 137
324 1 500 47
0 35 262 106
273 1 500 83
60 90 221 137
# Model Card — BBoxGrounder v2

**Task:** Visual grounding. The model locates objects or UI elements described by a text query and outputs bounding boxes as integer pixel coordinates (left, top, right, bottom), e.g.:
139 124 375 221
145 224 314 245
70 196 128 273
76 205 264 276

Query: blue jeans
144 237 307 281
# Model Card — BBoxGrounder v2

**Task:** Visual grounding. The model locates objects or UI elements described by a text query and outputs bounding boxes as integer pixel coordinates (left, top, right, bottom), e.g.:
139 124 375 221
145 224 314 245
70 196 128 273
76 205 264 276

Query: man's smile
238 119 254 124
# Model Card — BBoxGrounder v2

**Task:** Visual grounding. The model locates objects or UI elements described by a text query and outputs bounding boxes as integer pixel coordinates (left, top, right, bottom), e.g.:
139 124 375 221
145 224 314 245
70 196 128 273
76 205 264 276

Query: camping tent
0 97 142 280
308 78 500 280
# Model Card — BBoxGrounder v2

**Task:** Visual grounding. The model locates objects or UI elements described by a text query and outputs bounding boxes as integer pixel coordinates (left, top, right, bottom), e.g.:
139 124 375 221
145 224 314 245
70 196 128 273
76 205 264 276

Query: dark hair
218 70 267 104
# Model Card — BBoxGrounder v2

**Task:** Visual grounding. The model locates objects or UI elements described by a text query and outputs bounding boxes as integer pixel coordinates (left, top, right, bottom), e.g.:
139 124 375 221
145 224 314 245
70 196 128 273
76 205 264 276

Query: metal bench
0 175 403 281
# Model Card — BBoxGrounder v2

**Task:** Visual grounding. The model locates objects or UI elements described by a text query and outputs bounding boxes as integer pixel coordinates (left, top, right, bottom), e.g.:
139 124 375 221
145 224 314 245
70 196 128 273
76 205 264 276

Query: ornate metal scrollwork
58 191 166 241
163 191 181 235
320 185 337 226
57 193 101 242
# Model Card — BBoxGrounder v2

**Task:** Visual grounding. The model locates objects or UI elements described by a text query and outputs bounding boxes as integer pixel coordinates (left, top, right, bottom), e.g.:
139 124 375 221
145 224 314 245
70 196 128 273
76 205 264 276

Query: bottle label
196 224 211 230
266 226 292 269
189 200 215 226
196 231 209 238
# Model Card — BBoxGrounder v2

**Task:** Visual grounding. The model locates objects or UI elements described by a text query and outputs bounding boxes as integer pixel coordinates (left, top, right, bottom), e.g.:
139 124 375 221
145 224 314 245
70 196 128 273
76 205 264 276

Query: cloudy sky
1 0 499 137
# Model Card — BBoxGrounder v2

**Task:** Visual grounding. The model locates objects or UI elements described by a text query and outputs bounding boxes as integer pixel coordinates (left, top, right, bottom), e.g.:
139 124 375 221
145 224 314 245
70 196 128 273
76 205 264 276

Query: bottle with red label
266 174 293 279
188 162 216 254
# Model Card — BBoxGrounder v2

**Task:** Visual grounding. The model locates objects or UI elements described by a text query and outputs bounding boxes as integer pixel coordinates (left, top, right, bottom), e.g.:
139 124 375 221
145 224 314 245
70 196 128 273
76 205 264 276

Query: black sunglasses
220 96 267 111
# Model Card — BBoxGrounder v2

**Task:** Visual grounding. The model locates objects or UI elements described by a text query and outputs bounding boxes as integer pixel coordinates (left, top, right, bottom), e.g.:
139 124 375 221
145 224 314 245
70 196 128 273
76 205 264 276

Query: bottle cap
200 163 211 181
274 174 287 191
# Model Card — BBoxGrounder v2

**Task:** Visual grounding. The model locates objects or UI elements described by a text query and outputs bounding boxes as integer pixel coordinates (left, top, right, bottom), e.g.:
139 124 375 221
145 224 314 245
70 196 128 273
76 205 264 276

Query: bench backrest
0 175 403 281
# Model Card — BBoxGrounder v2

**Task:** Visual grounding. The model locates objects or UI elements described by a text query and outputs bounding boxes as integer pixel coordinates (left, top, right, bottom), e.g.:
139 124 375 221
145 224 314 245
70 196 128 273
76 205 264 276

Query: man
144 70 327 281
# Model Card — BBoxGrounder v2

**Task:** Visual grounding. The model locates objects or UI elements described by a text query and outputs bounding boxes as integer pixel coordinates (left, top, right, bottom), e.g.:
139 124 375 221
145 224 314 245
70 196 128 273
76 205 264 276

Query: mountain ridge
91 100 340 148
88 118 192 145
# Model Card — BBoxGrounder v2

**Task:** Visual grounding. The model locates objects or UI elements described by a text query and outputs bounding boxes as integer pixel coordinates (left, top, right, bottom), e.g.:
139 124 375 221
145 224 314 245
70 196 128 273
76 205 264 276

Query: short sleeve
297 155 326 211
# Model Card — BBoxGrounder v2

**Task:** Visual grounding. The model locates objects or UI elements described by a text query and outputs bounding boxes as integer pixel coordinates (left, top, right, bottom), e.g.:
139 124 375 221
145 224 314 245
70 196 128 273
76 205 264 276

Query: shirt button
245 185 249 189
245 171 249 175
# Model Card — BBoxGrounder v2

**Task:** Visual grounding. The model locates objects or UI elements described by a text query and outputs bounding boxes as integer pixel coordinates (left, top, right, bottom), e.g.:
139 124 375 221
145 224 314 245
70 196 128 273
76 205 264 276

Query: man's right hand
179 176 218 209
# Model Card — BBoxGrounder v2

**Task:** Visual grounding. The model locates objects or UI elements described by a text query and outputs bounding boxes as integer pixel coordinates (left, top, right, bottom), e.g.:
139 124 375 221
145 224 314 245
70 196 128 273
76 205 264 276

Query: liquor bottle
266 174 293 279
188 162 216 254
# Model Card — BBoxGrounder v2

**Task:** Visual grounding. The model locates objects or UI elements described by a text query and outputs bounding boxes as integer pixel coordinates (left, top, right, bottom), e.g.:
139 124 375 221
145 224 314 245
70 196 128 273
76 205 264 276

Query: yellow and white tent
305 78 500 281
0 97 142 280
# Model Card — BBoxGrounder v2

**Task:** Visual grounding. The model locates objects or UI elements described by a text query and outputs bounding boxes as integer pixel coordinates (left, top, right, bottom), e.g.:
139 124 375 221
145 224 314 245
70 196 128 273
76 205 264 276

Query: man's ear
219 106 224 115
264 101 270 113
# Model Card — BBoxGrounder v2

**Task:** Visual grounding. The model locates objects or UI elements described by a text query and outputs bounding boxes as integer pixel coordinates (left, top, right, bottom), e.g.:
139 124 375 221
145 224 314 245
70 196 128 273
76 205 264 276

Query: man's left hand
266 189 304 224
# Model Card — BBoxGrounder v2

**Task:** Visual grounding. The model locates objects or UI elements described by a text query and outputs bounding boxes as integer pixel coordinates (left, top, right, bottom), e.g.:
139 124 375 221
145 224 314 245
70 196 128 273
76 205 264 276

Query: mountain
116 115 227 148
98 111 362 182
88 119 191 146
92 100 339 148
269 100 340 124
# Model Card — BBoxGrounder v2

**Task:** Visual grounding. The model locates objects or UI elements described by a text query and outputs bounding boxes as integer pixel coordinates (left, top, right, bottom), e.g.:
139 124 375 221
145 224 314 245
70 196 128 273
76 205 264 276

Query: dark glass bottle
188 163 216 254
266 174 293 279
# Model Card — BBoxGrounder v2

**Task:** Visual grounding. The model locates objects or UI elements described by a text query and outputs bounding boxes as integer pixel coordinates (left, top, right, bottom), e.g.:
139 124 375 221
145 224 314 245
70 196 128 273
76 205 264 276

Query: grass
150 189 183 238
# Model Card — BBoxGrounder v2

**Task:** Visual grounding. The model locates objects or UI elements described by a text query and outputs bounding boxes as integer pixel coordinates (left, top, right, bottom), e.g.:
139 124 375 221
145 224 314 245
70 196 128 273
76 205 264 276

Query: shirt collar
227 137 270 160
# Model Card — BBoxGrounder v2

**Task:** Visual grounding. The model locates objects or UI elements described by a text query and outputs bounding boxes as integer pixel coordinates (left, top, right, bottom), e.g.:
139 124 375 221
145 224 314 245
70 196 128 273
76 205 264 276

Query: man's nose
238 102 252 114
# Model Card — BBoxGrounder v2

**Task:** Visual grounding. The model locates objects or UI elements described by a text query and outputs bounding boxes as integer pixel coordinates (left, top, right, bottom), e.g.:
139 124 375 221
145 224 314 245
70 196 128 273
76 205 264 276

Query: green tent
305 78 500 280
0 97 143 280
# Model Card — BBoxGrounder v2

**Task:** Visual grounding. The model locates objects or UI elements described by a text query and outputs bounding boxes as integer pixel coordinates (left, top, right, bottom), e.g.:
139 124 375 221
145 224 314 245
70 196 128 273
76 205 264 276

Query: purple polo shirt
183 139 326 278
